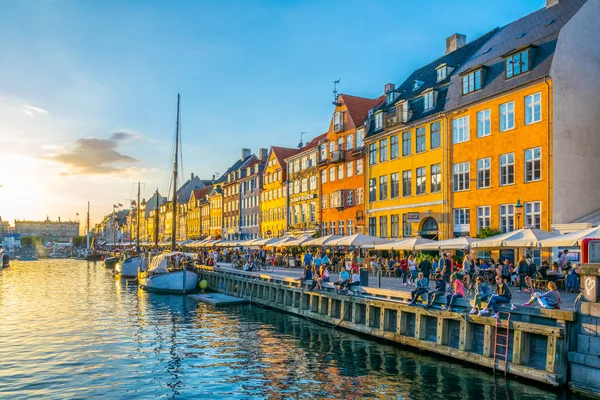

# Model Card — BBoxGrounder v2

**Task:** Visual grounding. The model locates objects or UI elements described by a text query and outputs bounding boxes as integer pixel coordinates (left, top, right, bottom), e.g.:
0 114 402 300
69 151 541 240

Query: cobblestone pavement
217 263 580 311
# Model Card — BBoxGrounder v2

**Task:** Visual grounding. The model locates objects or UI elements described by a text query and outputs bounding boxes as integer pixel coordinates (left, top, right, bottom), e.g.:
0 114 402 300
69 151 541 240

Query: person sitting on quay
299 263 313 288
314 265 330 291
522 281 562 309
469 276 491 315
425 274 446 308
322 252 330 269
370 257 379 276
443 273 464 312
479 276 512 319
408 272 429 306
335 268 351 294
345 267 361 294
309 265 320 291
566 264 580 292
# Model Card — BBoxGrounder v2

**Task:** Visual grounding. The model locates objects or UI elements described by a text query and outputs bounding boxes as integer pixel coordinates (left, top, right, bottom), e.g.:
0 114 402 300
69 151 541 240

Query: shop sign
290 193 317 204
407 212 420 222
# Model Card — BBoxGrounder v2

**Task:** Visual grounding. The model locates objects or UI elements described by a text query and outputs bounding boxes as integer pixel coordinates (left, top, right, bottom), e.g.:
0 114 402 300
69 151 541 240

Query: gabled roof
285 133 327 161
271 146 298 168
190 186 212 203
340 94 385 127
445 0 587 110
217 154 253 184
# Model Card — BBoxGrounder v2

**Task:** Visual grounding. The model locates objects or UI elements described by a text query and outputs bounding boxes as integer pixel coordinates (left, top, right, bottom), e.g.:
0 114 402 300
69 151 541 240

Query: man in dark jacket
418 256 432 279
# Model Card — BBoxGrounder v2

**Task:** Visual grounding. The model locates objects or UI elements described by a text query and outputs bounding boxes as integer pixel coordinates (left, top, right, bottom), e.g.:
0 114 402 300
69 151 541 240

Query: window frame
476 157 491 189
505 49 530 79
379 138 388 162
452 162 470 192
525 92 542 125
402 131 411 157
452 116 470 144
500 153 515 186
477 206 491 233
462 69 482 95
430 164 441 193
402 170 412 197
500 204 515 233
524 201 542 229
390 135 399 159
416 166 426 195
524 147 542 182
379 175 388 201
500 101 515 132
415 126 426 153
477 109 491 138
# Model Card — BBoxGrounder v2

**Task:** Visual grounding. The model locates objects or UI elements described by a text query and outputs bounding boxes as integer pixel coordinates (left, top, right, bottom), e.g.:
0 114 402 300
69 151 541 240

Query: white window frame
525 201 541 229
416 166 426 195
525 93 541 125
500 153 515 186
477 109 491 137
477 206 490 233
356 159 363 175
500 101 515 131
452 116 470 143
321 168 327 184
452 162 470 192
477 157 491 189
346 134 354 150
524 147 542 182
333 112 344 132
356 129 365 148
423 90 434 110
500 204 515 233
375 113 383 130
346 161 354 178
329 167 335 182
356 188 364 205
337 164 344 180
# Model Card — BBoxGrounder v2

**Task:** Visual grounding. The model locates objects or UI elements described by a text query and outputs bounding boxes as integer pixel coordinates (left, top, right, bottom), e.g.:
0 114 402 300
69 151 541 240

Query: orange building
319 94 383 236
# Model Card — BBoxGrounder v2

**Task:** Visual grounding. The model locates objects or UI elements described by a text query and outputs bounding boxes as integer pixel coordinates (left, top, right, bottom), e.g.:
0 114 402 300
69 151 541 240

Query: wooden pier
197 265 576 387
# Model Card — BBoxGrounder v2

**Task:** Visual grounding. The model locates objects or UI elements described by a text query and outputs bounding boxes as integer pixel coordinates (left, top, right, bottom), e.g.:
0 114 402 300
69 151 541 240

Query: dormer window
399 101 410 123
386 91 395 104
462 68 482 95
333 112 344 132
436 64 447 81
423 90 435 111
413 80 424 91
505 48 530 79
374 112 383 130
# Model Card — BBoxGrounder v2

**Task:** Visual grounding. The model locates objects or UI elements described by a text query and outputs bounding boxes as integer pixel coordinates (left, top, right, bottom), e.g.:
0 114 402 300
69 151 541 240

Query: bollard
377 269 381 288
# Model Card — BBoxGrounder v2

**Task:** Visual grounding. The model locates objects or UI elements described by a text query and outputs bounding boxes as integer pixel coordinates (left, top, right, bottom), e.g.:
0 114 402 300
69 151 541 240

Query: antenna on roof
298 132 307 149
332 79 341 106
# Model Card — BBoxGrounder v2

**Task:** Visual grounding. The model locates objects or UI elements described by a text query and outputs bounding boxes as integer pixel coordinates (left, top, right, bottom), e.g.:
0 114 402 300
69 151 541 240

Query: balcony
330 150 345 163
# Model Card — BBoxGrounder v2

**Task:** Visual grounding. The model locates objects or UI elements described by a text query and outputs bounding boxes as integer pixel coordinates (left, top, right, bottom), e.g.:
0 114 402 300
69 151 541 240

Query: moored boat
18 256 38 261
104 256 120 269
138 252 198 293
116 256 142 278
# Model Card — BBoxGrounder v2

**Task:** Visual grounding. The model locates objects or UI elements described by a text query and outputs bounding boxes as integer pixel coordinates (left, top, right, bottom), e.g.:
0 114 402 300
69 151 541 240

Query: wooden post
459 319 472 351
546 335 557 374
512 330 529 366
415 313 426 340
366 305 372 328
398 311 408 336
352 302 357 323
483 325 494 357
437 317 449 345
380 307 386 331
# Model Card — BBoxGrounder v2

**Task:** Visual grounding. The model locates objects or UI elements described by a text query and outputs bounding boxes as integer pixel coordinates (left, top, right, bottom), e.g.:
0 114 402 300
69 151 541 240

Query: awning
471 228 559 249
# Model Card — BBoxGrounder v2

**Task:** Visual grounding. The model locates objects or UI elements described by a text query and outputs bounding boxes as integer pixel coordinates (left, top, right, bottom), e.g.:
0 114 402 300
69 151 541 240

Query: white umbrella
416 237 479 251
272 235 298 248
374 237 434 251
327 233 391 247
251 237 283 246
302 234 342 247
539 226 600 247
471 228 558 249
284 234 313 247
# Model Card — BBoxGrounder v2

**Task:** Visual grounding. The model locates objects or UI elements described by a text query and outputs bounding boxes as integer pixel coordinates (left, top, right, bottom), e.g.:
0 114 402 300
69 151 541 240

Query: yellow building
200 200 210 237
365 32 494 240
207 186 223 239
261 146 297 238
186 187 212 240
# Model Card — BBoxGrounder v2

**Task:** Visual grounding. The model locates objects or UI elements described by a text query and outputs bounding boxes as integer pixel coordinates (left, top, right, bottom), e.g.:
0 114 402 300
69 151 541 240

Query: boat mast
86 201 90 250
171 94 180 252
136 181 141 250
112 206 116 256
154 188 159 248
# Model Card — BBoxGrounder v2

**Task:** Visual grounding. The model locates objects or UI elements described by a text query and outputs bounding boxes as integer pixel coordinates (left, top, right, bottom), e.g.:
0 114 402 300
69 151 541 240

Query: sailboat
116 183 143 278
85 202 104 262
139 94 199 294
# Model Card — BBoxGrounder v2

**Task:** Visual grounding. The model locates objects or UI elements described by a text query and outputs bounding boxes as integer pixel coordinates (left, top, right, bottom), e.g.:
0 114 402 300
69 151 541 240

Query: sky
0 0 546 229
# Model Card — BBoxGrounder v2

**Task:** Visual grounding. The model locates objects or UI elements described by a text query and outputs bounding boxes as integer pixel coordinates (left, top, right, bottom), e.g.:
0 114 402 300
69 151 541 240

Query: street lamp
515 198 523 229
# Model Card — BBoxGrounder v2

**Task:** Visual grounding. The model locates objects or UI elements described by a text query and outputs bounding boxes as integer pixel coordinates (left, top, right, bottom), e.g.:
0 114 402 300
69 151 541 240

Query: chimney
546 0 559 7
259 148 268 160
212 174 215 185
446 33 466 55
191 172 194 180
384 83 395 94
242 148 251 160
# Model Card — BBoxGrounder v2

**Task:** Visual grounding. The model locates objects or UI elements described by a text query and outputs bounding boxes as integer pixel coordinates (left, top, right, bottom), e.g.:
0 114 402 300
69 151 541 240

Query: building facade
15 218 80 242
285 134 326 235
240 154 266 240
320 93 382 237
261 146 296 238
207 186 223 239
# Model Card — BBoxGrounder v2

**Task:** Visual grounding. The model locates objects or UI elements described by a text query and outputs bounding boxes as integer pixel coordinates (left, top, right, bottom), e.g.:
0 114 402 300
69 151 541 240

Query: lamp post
515 198 524 230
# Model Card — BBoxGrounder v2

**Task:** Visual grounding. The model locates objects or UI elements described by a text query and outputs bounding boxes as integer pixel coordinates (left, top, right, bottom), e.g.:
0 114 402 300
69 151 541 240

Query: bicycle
256 260 274 273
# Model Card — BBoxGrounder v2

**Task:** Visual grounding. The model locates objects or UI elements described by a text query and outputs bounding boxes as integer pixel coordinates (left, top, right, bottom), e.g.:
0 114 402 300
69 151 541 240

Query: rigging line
178 100 184 191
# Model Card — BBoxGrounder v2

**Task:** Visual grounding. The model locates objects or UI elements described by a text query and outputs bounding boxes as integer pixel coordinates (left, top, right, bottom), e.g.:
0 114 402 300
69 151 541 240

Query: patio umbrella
471 228 558 249
538 226 600 247
374 237 434 251
416 237 479 251
251 237 283 246
272 235 299 248
327 233 391 247
283 234 313 247
302 234 342 247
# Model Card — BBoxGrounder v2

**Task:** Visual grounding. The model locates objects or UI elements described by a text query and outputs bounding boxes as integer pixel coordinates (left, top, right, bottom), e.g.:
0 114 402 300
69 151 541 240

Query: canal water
0 260 576 399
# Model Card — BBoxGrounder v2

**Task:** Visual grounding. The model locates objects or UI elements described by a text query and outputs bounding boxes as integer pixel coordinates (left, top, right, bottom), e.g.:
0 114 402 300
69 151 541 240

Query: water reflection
0 260 576 399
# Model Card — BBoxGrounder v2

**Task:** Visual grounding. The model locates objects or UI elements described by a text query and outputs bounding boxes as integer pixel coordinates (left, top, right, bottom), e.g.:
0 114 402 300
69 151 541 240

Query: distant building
15 217 80 242
0 217 11 239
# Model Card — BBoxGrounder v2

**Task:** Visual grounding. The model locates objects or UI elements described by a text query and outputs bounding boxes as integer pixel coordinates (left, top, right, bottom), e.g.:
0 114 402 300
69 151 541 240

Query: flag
76 213 79 216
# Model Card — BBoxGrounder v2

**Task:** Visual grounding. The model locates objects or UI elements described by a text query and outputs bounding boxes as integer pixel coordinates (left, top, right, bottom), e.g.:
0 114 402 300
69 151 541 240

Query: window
431 164 441 193
391 215 400 238
416 127 426 153
369 217 376 236
320 144 327 161
423 90 434 110
337 137 344 151
500 153 515 186
390 135 399 159
525 92 541 125
321 169 327 184
375 113 383 130
321 195 327 210
416 167 426 195
301 178 308 192
369 143 377 165
356 129 365 148
403 214 411 237
346 161 353 177
337 164 344 180
430 121 440 149
402 131 411 156
379 139 388 162
477 109 491 137
356 188 364 204
477 158 491 189
477 206 490 233
505 49 529 78
329 167 335 182
356 159 363 175
338 220 345 236
452 162 470 191
525 201 541 229
452 116 469 143
500 204 515 233
329 141 335 155
309 202 316 223
346 134 354 150
309 175 317 190
525 147 541 182
402 170 412 197
346 190 354 206
379 216 388 238
347 220 354 235
330 221 336 235
369 178 376 202
454 208 470 226
390 173 400 198
462 69 481 94
294 180 300 194
333 112 344 131
379 175 388 200
500 101 515 131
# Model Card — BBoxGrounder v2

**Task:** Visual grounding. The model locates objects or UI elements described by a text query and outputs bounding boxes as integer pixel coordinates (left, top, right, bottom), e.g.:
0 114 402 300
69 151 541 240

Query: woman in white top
408 256 418 284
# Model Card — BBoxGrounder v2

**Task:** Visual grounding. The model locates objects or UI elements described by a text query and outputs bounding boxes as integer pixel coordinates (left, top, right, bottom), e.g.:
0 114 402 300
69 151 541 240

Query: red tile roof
341 94 385 127
272 146 299 168
190 186 212 202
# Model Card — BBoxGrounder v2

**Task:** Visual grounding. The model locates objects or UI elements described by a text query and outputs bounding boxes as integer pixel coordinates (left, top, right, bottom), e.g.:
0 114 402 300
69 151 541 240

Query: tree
72 236 86 247
476 228 502 239
21 236 41 247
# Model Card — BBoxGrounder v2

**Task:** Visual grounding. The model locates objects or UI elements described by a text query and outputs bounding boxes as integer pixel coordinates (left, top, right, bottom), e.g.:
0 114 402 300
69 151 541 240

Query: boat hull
116 257 141 278
104 257 119 269
139 270 198 294
85 253 103 262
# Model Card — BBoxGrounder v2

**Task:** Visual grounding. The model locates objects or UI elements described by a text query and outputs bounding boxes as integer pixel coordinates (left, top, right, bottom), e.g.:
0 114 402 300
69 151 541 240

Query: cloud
47 133 140 175
22 104 49 117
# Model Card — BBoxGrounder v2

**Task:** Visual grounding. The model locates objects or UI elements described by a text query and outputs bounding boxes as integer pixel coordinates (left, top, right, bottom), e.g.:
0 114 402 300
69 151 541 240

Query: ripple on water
0 260 576 399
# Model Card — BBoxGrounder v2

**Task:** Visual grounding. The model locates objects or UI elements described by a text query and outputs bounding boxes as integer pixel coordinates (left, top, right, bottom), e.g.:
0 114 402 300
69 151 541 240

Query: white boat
138 252 198 293
116 256 142 278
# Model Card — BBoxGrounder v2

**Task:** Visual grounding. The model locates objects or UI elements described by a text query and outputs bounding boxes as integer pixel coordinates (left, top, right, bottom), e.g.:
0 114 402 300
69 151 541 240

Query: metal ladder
493 311 511 375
